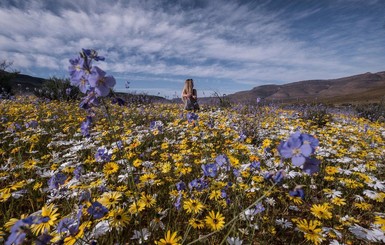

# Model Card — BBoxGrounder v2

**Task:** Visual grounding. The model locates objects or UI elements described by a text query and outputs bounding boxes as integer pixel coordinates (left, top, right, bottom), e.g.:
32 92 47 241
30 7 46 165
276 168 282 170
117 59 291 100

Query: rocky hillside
228 71 385 104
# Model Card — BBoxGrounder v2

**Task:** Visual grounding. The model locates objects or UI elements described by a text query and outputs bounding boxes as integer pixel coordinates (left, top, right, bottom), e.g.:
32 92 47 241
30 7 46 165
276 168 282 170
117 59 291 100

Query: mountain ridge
227 71 385 104
3 70 385 104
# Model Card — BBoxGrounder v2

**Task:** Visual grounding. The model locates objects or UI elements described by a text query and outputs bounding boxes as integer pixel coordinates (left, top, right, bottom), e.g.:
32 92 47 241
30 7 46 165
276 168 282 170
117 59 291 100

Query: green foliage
0 60 19 95
354 98 385 122
33 76 81 101
300 103 332 127
212 91 232 108
119 92 158 105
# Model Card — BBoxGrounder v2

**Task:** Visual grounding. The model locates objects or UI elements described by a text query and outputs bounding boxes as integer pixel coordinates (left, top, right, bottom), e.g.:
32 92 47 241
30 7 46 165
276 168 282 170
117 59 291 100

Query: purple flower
57 218 75 233
201 163 218 178
71 75 90 94
186 112 198 122
87 201 108 219
253 202 265 214
79 191 91 203
221 189 227 198
82 49 105 61
174 194 182 210
250 161 260 170
69 56 88 81
302 158 320 175
233 168 240 178
95 147 111 162
6 216 39 245
48 172 67 190
80 116 92 137
25 120 38 129
188 178 208 191
35 233 52 245
74 165 84 179
300 133 319 154
215 154 230 171
79 90 99 109
88 66 116 97
150 120 163 131
289 186 305 200
58 206 83 236
111 97 125 106
176 181 186 191
273 170 285 183
264 170 285 184
278 131 316 167
238 132 247 141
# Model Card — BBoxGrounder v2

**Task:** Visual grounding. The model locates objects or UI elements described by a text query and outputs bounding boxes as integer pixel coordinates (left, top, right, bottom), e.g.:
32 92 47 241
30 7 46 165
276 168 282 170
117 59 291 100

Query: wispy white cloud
0 0 384 97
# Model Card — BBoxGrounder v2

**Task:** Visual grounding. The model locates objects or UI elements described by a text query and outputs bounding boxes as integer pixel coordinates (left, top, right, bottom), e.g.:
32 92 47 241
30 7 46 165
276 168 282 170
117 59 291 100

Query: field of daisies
1 50 385 245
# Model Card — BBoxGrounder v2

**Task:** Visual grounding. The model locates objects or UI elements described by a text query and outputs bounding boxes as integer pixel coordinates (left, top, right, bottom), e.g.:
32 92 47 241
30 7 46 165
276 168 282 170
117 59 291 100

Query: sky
1 0 385 98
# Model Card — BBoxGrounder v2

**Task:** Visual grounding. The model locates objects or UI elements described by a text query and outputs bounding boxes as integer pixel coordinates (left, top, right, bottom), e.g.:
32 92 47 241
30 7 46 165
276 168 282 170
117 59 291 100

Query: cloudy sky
1 0 384 98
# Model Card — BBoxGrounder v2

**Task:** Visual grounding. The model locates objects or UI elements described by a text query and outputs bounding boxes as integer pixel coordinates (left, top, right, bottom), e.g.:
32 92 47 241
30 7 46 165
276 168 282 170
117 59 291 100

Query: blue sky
1 0 384 98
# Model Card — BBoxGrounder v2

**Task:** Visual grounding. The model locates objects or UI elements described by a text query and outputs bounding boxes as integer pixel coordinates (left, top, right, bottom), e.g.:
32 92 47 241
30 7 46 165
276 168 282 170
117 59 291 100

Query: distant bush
299 103 332 127
33 76 81 101
0 60 19 96
354 98 385 122
118 91 161 105
211 91 232 108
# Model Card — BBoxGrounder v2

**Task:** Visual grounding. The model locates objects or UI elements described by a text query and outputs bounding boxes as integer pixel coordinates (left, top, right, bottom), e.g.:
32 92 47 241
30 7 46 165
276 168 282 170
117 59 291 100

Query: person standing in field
181 78 199 112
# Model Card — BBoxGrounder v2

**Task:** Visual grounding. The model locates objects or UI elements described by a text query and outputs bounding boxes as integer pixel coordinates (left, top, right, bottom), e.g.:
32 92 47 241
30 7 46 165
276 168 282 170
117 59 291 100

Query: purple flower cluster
48 172 67 190
186 112 199 123
69 49 115 97
278 131 320 174
6 216 41 245
87 201 108 219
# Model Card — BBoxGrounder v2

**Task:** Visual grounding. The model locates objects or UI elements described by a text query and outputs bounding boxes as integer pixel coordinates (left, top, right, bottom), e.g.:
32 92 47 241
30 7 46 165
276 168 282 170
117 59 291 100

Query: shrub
354 98 385 122
33 76 81 101
211 91 232 108
119 92 159 105
300 103 332 127
0 60 19 96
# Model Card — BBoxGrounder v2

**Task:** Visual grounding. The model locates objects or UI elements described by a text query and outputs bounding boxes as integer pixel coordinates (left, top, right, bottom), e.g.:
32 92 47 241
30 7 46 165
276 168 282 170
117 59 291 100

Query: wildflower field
1 95 385 245
1 50 385 244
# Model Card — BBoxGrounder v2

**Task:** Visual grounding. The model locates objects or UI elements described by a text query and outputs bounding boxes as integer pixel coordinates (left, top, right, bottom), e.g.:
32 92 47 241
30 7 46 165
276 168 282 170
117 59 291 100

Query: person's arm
182 89 192 99
191 89 197 99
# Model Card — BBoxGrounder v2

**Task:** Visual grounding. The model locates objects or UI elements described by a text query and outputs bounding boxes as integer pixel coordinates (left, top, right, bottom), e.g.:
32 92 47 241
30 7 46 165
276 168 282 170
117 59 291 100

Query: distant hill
227 71 385 104
4 70 385 105
2 71 169 102
0 70 46 93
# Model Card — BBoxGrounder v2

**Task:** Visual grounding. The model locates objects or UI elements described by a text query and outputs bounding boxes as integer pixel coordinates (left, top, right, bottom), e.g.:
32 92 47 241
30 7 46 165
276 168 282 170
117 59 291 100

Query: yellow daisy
189 218 205 229
354 202 372 211
296 219 325 245
63 222 91 245
128 201 146 214
98 191 122 209
310 203 332 220
155 230 182 245
4 214 29 231
331 197 346 206
183 198 205 214
209 190 222 201
139 192 156 208
205 210 225 231
31 203 60 235
374 216 385 231
0 227 4 242
103 162 119 176
109 207 130 229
